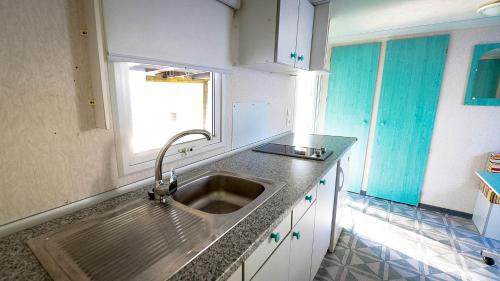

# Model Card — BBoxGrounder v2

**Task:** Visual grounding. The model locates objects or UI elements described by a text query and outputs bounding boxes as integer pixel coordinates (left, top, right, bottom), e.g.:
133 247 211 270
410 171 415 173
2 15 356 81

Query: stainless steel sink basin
172 172 266 214
28 170 285 281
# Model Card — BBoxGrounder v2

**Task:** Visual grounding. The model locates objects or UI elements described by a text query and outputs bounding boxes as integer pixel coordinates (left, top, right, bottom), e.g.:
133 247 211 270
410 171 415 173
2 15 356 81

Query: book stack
487 152 500 173
480 181 500 204
480 152 500 204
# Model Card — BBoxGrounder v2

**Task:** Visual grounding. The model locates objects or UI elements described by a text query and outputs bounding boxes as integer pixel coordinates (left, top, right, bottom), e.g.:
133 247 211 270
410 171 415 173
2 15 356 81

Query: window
294 71 321 134
110 62 223 175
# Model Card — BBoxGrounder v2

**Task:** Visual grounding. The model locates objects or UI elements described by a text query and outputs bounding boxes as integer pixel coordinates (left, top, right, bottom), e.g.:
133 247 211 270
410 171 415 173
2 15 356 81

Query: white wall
0 0 295 225
420 26 500 213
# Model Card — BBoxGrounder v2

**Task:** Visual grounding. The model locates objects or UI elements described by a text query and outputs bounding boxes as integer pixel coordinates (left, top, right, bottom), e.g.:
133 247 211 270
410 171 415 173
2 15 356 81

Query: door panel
276 0 299 66
367 35 449 206
311 164 336 280
294 0 314 70
251 233 291 281
289 203 316 281
329 152 352 252
325 43 381 193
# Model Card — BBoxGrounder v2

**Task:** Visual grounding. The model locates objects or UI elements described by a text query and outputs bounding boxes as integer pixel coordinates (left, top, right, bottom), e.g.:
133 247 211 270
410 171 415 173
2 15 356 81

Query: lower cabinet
227 265 243 281
289 202 316 281
244 162 343 281
250 232 292 281
330 152 352 251
310 163 337 280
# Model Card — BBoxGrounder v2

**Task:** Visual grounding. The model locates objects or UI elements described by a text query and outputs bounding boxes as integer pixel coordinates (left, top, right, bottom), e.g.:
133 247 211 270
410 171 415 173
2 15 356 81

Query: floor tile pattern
314 193 500 281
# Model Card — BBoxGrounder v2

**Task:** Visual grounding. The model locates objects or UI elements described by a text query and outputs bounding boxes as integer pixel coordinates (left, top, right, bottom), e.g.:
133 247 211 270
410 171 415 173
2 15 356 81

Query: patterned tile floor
314 193 500 281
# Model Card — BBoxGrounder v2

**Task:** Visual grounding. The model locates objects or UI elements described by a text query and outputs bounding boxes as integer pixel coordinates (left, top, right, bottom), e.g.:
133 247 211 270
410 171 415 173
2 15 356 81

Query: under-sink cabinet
250 230 293 281
243 163 339 281
244 212 293 280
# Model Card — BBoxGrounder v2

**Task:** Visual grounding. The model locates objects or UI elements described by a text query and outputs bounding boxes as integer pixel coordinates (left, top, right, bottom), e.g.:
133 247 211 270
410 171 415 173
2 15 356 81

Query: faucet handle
169 168 178 194
147 187 155 200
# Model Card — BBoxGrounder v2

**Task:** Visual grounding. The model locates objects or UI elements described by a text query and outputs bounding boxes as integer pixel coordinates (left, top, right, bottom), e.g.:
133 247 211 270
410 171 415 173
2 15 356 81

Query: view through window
124 63 214 153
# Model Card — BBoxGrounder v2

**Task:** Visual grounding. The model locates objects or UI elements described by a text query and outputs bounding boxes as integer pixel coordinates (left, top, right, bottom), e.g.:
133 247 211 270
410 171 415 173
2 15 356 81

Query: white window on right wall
110 62 223 175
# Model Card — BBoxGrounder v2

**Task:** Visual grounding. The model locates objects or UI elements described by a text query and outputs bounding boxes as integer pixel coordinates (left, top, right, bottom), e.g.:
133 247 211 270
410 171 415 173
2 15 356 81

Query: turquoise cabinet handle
270 232 281 243
290 52 297 59
298 55 304 61
292 231 301 240
319 179 326 185
379 121 386 126
362 120 368 125
305 195 313 202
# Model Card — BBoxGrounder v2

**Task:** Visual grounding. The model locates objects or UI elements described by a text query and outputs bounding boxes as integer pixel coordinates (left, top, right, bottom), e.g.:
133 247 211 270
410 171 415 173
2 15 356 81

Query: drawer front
250 232 292 281
292 185 318 226
244 212 292 281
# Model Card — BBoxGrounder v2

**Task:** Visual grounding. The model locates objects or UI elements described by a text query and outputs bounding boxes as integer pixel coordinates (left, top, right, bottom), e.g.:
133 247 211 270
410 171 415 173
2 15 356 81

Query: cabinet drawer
292 185 318 226
244 212 292 281
250 232 292 281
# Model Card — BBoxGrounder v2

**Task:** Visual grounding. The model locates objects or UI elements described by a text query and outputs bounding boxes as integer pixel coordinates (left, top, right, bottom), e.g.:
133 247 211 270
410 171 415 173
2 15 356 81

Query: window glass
124 63 214 153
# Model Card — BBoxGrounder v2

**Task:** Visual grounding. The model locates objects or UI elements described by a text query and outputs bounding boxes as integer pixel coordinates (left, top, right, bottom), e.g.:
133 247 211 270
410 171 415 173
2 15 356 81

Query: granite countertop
0 134 356 281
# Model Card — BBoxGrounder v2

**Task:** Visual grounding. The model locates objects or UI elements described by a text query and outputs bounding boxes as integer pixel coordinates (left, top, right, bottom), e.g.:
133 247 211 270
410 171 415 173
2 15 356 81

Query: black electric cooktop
252 143 333 161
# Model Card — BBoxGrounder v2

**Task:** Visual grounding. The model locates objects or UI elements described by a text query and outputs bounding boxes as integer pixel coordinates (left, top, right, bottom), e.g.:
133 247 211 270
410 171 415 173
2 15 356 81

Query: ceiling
328 0 500 44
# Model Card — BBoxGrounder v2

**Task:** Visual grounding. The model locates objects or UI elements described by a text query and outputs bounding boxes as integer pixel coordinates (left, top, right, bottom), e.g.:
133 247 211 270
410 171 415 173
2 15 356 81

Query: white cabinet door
289 202 316 281
276 0 300 66
228 265 243 281
251 232 292 281
310 164 337 280
330 152 352 252
294 0 314 70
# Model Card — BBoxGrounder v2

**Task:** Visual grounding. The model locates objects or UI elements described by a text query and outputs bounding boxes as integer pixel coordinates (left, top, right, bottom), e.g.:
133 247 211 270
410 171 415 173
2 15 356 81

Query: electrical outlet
178 146 195 155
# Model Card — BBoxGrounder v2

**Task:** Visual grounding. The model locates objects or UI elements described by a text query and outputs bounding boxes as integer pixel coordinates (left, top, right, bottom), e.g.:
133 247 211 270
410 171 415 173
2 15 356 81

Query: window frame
109 61 224 176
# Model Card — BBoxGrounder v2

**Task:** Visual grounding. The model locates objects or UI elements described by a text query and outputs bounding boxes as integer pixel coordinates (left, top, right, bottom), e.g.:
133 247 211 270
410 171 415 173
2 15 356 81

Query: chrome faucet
150 129 212 202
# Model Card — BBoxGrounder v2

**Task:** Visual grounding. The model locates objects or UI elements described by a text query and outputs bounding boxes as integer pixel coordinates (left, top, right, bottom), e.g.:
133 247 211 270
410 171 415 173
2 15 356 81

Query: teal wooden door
325 43 381 193
367 35 449 206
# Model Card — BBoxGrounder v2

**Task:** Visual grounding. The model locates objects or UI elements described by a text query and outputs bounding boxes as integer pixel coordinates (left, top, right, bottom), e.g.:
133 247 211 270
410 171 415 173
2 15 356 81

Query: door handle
338 167 345 192
270 232 281 243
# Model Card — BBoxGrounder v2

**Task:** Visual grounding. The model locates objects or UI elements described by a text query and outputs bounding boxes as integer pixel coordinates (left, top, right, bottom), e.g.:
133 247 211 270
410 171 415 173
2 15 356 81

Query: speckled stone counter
0 134 356 281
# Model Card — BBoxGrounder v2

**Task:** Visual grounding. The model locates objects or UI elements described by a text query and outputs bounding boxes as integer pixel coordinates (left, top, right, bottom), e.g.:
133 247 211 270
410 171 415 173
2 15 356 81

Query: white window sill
119 141 227 176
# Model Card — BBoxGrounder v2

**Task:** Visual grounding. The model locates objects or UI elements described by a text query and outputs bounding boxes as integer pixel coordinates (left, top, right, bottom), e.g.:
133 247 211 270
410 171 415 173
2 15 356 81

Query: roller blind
217 0 241 9
102 0 233 72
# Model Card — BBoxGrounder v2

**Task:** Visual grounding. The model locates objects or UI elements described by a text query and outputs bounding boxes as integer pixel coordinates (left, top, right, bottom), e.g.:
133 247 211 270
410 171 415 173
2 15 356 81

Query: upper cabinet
276 0 300 68
309 2 331 72
295 0 315 70
238 0 315 72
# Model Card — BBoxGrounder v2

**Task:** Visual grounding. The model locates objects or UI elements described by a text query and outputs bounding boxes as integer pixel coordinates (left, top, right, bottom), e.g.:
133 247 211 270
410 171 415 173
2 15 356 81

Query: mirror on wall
465 43 500 106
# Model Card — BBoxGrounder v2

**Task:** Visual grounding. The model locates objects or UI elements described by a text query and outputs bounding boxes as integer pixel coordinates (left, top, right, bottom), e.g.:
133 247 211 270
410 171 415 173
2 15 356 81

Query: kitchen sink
172 173 266 214
28 170 285 281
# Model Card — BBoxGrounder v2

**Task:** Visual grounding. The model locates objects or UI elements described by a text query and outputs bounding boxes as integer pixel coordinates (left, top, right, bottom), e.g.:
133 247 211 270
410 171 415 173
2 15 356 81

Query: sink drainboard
28 200 210 281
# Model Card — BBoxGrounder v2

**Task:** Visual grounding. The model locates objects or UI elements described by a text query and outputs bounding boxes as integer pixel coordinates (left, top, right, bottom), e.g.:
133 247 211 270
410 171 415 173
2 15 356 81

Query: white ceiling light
477 1 500 16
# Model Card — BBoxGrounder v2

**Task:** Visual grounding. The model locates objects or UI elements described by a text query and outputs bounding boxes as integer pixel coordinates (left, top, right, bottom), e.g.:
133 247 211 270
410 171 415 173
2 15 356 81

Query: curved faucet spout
153 129 212 201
